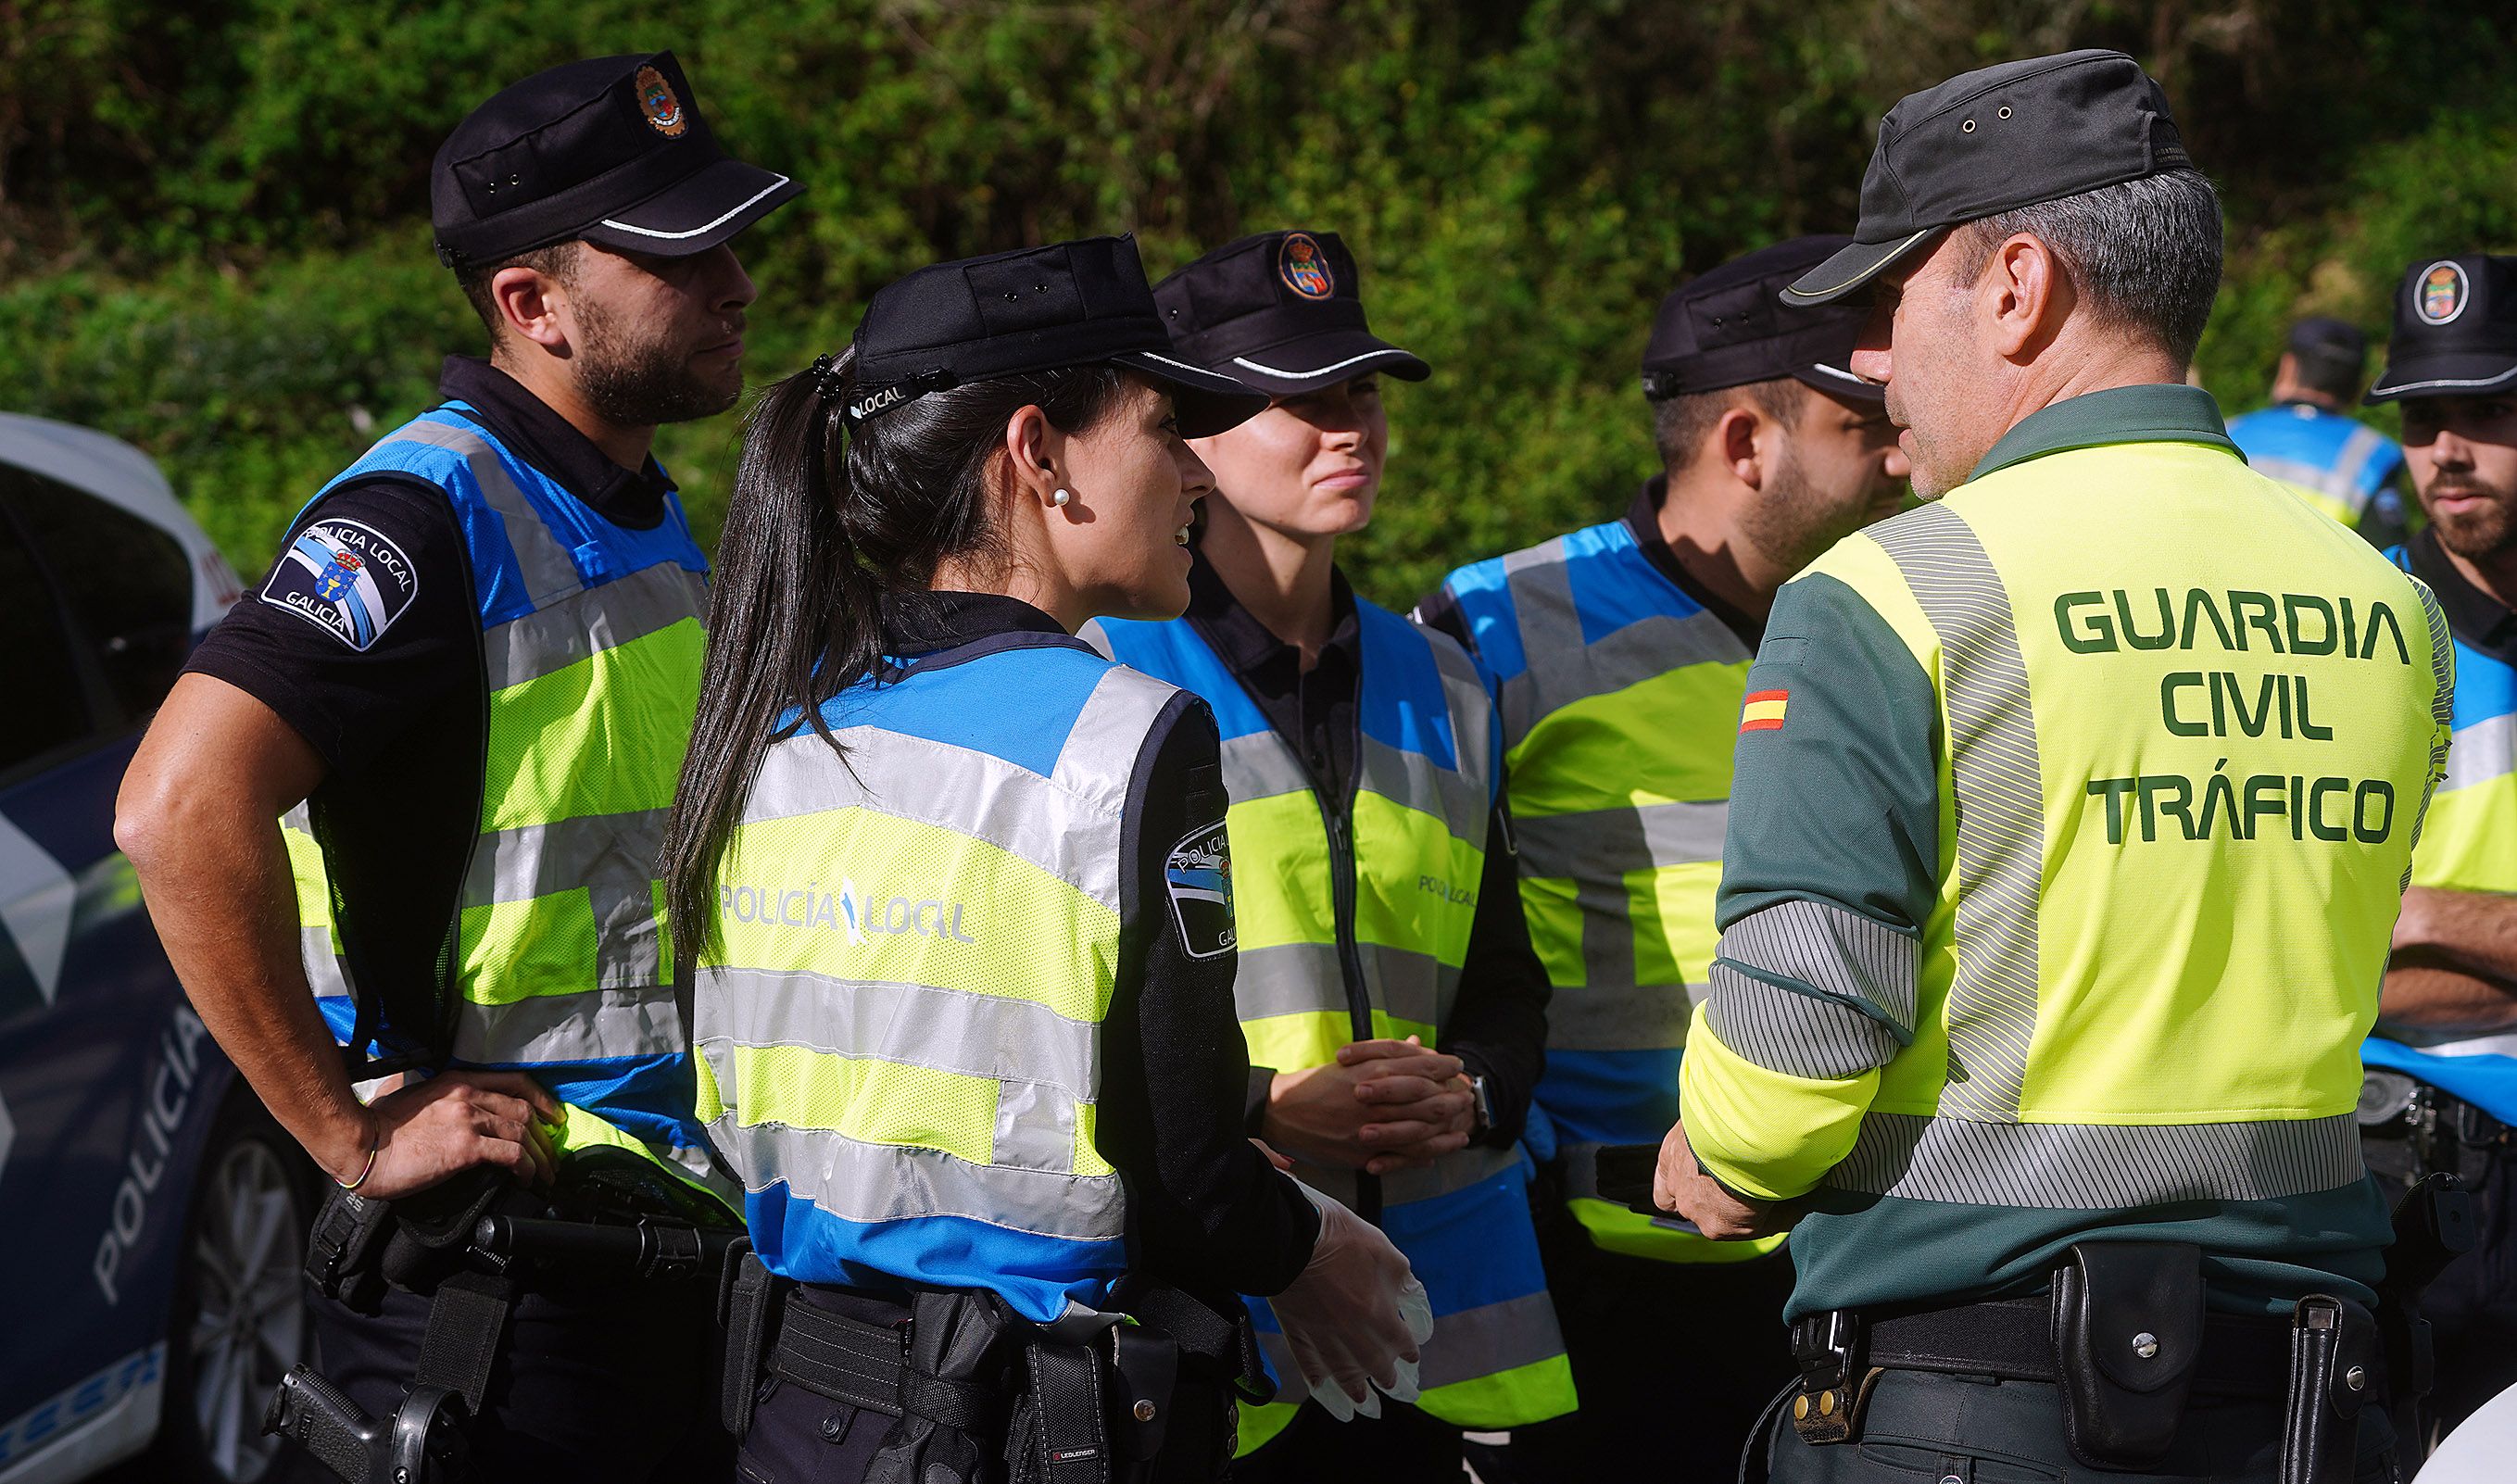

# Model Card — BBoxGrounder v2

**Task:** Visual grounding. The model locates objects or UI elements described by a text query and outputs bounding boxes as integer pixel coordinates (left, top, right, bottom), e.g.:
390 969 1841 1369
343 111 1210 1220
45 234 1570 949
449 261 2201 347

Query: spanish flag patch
1739 688 1789 733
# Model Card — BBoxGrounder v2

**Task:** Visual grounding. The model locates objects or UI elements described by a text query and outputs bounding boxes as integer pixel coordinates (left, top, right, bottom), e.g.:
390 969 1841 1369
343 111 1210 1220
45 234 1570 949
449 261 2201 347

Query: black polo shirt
2405 528 2517 667
183 357 680 1025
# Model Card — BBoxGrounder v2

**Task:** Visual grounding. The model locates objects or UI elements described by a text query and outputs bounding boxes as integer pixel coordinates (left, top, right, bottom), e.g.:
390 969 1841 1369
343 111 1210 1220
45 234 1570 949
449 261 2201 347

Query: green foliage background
7 1 2515 606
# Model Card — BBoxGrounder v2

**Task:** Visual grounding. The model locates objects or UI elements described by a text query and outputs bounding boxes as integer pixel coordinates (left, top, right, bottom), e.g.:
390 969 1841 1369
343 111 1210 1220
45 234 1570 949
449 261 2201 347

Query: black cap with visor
432 51 799 268
840 236 1268 439
1152 230 1430 396
1644 235 1882 406
2366 255 2517 404
1783 49 2193 306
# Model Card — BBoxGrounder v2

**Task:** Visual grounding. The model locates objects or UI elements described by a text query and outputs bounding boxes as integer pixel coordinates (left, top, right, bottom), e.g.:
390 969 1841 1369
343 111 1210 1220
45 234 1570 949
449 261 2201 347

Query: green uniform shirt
1693 384 2453 1321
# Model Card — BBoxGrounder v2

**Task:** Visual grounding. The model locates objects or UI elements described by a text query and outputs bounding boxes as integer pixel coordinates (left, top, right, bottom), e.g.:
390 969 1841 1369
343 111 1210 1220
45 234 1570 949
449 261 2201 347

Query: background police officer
117 52 794 1474
1655 51 2449 1482
1415 234 1906 1480
2359 251 2517 1439
2228 315 2410 546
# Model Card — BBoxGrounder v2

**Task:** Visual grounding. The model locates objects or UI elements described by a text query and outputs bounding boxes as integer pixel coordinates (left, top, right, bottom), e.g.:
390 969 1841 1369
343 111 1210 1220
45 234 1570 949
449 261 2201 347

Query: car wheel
155 1093 318 1483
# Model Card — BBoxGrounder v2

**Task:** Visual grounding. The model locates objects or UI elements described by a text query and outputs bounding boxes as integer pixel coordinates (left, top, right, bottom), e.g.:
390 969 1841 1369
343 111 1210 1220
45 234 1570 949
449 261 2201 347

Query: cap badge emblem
2418 261 2468 326
1278 233 1335 300
636 65 688 138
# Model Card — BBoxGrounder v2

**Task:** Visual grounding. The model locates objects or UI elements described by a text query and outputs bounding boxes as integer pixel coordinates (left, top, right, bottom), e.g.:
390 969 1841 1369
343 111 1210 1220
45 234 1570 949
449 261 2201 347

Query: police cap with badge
1642 235 1882 405
1781 48 2192 305
432 50 800 269
1152 229 1430 396
833 235 1268 438
2366 254 2517 403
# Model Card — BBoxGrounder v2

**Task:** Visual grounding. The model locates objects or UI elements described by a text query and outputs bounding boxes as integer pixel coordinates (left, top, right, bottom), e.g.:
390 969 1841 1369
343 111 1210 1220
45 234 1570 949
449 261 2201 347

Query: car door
0 468 244 1478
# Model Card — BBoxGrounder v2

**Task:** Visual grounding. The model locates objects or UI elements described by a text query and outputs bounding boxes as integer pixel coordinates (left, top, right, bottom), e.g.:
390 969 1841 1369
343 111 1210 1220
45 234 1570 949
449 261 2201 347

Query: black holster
2281 1294 2382 1484
2050 1240 2206 1470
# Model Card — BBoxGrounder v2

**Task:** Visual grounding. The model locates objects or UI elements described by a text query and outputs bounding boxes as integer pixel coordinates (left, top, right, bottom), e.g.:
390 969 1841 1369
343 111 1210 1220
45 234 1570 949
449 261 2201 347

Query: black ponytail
662 346 1128 961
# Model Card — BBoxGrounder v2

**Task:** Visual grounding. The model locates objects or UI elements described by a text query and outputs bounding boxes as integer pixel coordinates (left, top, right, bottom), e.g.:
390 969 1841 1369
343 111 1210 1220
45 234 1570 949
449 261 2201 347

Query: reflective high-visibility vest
1093 600 1575 1437
694 636 1177 1327
1683 437 2452 1317
282 403 715 1182
1430 519 1783 1263
2227 403 2403 529
2364 544 2517 1124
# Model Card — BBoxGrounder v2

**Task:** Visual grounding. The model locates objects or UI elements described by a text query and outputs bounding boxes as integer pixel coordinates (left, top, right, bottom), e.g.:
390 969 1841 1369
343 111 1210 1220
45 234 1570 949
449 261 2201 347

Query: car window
0 468 195 724
0 518 94 775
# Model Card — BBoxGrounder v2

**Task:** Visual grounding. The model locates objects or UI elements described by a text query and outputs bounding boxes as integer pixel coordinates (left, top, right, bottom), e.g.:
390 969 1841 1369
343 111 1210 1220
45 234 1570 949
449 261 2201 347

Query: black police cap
2366 255 2517 404
2287 316 2366 368
1786 49 2193 305
432 51 799 268
1153 230 1429 396
1642 235 1881 405
844 236 1267 438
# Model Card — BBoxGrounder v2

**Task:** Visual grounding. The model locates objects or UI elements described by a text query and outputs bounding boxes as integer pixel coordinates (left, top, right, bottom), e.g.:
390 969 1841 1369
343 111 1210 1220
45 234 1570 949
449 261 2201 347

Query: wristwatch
1466 1074 1493 1140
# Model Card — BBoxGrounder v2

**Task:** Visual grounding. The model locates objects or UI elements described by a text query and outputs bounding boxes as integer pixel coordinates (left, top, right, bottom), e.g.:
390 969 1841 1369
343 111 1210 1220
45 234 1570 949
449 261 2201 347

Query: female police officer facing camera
1092 230 1572 1480
659 235 1428 1484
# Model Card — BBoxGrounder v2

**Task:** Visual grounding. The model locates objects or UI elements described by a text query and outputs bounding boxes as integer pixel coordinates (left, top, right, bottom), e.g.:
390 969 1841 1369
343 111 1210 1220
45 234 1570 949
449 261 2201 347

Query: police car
0 413 319 1483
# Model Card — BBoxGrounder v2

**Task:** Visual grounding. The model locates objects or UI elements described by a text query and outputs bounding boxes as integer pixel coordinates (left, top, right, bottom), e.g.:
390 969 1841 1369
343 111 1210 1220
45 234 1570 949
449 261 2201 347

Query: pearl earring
1051 488 1071 508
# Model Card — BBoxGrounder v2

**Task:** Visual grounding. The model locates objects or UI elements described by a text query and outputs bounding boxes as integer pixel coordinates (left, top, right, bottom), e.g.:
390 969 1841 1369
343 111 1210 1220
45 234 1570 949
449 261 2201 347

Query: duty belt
1789 1296 2295 1402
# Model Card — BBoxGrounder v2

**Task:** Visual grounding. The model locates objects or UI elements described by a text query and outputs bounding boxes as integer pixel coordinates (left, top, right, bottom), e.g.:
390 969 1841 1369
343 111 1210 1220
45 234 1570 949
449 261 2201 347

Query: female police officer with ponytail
659 235 1428 1484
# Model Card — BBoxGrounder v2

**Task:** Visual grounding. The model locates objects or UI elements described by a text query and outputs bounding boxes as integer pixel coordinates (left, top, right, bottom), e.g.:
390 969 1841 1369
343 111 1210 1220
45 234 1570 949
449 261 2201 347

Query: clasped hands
1262 1037 1476 1176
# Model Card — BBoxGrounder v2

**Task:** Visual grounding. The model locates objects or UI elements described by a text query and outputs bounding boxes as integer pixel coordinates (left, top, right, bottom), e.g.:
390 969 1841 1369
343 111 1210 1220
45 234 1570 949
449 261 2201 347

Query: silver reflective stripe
2331 425 2391 506
300 925 352 1004
2442 711 2511 793
1053 666 1181 813
698 965 1095 1098
1542 983 1692 1051
464 810 670 910
2252 454 2356 502
453 983 681 1064
1869 505 2044 1122
1831 1112 2366 1207
1220 730 1314 802
484 561 707 691
992 1076 1081 1175
388 418 583 598
1498 559 1751 747
1513 799 1726 880
1419 1291 1568 1392
1701 962 1900 1079
708 1104 1125 1240
1234 942 1447 1031
1362 734 1488 845
741 724 1129 912
1715 898 1920 1032
1427 627 1498 789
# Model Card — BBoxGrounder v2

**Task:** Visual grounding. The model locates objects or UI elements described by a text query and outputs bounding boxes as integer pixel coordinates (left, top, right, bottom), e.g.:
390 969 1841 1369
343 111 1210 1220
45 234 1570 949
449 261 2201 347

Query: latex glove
1269 1179 1428 1418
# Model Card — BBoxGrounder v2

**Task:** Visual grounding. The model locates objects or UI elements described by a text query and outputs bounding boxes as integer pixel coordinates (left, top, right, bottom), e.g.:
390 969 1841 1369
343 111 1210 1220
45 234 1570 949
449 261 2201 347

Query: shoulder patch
1163 818 1237 960
260 518 421 651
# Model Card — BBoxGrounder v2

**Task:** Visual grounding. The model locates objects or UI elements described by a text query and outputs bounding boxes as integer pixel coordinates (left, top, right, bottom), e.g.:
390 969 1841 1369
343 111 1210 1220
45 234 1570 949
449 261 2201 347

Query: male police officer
2359 253 2517 1436
2228 315 2410 545
1655 52 2449 1483
1415 236 1906 1479
117 53 795 1474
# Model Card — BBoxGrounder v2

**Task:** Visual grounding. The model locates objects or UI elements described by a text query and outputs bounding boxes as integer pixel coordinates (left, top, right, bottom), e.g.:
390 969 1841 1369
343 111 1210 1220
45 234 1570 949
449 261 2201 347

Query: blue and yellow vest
2364 545 2517 1123
693 636 1178 1327
1093 600 1575 1438
2227 403 2404 531
1430 519 1784 1264
280 403 715 1183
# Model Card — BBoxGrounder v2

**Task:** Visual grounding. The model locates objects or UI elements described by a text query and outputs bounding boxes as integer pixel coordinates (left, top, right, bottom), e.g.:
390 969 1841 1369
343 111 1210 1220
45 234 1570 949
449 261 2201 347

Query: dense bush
6 1 2512 603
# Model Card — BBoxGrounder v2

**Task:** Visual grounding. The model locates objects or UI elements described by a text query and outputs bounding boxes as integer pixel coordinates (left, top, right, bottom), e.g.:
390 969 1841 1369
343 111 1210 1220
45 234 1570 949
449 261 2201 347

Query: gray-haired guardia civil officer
120 50 794 1477
1649 51 2452 1483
